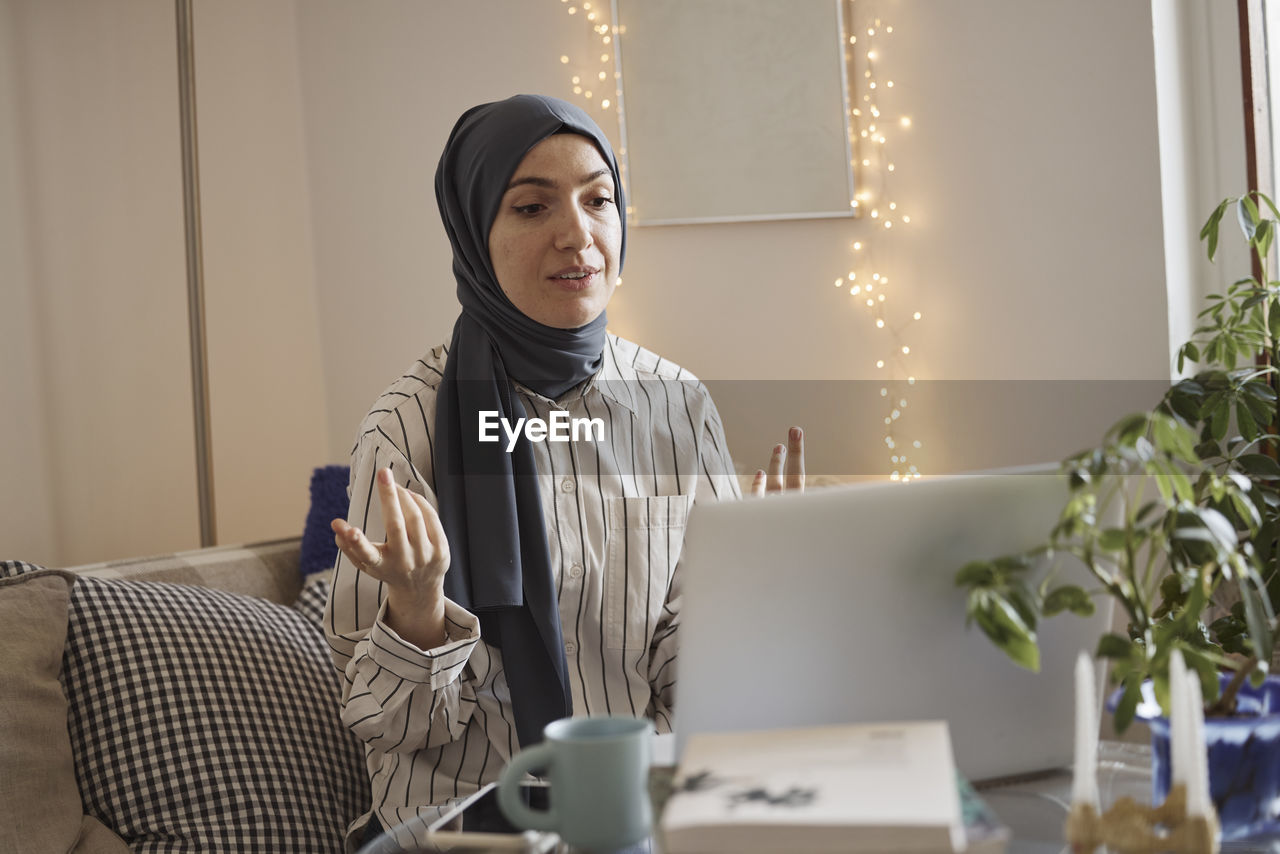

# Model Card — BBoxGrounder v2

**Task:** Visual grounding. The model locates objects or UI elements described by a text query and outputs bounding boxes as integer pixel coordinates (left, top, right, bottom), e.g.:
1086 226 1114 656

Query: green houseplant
955 193 1280 837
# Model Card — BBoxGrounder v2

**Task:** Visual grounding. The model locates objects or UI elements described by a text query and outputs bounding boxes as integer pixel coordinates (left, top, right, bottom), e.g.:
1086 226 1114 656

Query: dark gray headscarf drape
432 94 626 748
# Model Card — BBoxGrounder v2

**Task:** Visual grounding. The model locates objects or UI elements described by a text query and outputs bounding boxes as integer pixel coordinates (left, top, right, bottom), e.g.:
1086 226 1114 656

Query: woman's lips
549 269 598 291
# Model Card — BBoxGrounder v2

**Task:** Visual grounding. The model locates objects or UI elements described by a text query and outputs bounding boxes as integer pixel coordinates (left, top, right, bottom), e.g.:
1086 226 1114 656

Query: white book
660 721 966 854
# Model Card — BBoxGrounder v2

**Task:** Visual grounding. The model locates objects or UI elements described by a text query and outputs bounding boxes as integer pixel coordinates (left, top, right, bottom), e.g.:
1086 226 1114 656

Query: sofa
0 536 371 854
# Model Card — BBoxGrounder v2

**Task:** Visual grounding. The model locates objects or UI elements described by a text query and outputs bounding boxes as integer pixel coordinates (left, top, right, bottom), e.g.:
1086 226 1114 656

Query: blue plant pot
1110 674 1280 841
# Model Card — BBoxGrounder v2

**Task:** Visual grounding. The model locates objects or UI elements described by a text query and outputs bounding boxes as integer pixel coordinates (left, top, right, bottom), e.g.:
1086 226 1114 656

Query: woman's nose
554 207 593 252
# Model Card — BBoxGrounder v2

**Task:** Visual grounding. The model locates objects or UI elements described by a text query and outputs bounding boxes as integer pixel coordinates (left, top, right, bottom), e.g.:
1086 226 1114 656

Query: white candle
1072 651 1100 807
1169 649 1189 790
1184 668 1212 818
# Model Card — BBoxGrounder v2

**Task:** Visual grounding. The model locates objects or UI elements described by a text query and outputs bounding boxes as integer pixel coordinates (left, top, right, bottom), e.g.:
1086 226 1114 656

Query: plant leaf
1202 199 1230 261
1113 672 1144 734
1239 195 1261 240
1096 633 1135 659
1043 585 1095 617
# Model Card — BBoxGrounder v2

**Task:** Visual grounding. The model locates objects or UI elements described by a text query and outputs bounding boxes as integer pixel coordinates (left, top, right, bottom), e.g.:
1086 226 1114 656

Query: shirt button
560 478 575 493
568 564 584 579
564 641 577 655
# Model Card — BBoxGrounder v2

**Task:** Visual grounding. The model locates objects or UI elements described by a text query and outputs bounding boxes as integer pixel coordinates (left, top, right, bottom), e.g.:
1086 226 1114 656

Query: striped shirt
324 333 741 843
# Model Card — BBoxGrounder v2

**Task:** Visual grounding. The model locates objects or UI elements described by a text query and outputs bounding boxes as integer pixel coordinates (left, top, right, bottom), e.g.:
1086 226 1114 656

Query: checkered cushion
1 561 368 853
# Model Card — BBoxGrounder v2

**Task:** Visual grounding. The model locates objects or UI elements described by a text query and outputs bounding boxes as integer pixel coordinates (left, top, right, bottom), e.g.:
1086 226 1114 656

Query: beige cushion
0 569 128 853
66 537 303 604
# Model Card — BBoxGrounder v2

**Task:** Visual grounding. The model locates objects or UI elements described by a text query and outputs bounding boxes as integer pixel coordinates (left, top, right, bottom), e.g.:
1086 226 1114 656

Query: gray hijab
432 94 626 747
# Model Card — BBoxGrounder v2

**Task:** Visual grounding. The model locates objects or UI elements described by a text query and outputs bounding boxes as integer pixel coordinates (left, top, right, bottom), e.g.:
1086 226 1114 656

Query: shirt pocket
604 494 693 651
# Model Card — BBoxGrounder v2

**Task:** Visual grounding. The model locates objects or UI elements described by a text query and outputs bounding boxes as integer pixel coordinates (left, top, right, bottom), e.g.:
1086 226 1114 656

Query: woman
324 94 803 844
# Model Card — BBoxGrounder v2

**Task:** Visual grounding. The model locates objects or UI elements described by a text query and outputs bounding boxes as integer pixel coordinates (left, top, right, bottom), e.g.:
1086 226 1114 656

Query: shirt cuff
367 598 480 689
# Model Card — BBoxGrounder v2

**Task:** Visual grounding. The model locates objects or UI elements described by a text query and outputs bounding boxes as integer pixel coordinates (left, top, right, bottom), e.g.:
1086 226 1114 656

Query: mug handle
497 743 559 832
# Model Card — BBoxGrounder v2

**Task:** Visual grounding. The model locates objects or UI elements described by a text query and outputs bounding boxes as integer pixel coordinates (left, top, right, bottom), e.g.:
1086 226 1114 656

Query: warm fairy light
572 75 581 83
601 99 611 109
827 9 922 478
561 55 569 63
568 5 577 13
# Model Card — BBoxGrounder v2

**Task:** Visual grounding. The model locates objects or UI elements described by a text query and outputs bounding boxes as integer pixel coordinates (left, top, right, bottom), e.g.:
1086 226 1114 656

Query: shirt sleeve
646 384 742 730
324 429 482 754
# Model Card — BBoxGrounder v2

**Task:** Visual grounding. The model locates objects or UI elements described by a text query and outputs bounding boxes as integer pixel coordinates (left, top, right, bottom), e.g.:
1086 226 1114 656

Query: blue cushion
300 465 351 576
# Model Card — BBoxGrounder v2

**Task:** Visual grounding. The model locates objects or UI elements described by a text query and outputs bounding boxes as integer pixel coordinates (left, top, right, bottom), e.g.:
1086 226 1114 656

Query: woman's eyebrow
505 168 611 192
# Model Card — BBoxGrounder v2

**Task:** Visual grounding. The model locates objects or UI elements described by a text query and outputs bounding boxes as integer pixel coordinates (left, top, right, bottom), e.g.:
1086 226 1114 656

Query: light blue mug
497 716 652 851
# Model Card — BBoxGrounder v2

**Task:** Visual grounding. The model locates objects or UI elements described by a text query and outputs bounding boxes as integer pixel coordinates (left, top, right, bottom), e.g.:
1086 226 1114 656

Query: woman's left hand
751 426 805 496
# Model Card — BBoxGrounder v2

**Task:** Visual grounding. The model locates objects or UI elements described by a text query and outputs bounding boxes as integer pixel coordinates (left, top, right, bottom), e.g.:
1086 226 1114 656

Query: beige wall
193 0 331 546
0 0 1253 563
1 0 331 565
297 0 1181 478
0 0 57 562
2 0 198 566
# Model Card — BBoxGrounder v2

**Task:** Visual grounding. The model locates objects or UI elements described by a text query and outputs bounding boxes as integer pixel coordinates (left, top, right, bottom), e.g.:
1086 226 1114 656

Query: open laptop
672 468 1114 782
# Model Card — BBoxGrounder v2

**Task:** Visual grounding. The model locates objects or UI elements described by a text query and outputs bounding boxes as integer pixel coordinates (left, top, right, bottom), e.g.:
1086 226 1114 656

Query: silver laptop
672 469 1114 782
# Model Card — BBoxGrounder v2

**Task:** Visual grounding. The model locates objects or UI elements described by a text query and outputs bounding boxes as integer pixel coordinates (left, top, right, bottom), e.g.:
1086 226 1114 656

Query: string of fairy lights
556 0 923 481
556 0 630 241
838 3 925 482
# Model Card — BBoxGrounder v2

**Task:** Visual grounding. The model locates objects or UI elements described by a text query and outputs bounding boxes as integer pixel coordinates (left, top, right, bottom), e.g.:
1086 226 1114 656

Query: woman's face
488 133 622 329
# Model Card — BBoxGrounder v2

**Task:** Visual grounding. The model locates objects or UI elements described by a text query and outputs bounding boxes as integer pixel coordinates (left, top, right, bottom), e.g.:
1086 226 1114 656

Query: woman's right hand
332 467 451 647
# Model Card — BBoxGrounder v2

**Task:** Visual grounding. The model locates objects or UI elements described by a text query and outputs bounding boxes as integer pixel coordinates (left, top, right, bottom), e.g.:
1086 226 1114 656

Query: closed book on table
660 721 966 854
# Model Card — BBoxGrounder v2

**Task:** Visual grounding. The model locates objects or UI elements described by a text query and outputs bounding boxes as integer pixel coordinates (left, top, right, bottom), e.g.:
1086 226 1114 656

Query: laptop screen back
672 471 1113 781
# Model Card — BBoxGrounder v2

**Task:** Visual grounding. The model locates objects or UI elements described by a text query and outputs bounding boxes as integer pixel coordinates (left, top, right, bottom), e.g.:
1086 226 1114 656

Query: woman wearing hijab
324 94 803 844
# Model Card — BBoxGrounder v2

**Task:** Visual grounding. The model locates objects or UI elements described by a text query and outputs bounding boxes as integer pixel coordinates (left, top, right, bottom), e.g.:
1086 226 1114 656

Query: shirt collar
588 333 638 415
